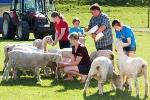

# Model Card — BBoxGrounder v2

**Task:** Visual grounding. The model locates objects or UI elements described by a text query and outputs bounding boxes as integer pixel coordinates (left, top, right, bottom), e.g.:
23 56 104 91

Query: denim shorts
123 46 136 52
78 65 90 75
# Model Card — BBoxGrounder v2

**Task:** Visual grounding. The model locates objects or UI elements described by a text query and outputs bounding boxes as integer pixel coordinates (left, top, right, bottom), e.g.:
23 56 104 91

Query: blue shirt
115 25 136 48
69 27 84 35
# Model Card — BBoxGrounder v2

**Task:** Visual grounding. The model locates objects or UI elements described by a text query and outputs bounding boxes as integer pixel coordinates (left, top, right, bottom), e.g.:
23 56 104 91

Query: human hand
52 40 58 46
91 33 96 40
84 27 89 32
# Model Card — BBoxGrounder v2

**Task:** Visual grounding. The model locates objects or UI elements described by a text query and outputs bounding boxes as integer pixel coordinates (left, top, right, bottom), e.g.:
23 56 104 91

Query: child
70 17 85 45
51 11 70 49
112 19 136 57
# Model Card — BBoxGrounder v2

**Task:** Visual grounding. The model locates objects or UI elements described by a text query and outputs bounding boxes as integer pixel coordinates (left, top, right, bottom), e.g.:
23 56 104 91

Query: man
85 3 113 51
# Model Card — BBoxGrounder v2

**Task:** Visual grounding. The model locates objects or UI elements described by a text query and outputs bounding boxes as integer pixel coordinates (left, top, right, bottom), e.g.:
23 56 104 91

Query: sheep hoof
136 95 139 98
98 92 103 95
144 94 148 98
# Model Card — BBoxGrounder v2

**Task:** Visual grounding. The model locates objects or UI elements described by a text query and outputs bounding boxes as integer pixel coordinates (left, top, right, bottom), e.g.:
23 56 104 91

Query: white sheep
2 50 62 82
45 48 72 77
83 56 121 95
115 39 148 97
3 43 34 69
90 50 114 65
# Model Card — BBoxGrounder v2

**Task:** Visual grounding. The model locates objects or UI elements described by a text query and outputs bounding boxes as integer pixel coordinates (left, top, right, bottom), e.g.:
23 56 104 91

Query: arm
123 28 133 47
63 56 82 66
95 15 109 35
95 25 106 35
123 37 131 47
53 28 66 45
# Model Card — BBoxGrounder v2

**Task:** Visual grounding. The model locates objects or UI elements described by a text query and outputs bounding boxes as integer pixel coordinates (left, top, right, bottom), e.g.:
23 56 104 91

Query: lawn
0 4 150 100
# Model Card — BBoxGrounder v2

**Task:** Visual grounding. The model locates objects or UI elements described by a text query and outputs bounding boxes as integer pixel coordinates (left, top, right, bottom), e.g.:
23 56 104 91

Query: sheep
115 39 148 97
90 50 114 66
4 35 53 67
3 43 34 69
32 39 43 50
83 56 121 95
45 48 72 77
2 50 62 82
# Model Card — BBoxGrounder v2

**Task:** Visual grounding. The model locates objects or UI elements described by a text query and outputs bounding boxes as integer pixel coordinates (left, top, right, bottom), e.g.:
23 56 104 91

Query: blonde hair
68 32 79 40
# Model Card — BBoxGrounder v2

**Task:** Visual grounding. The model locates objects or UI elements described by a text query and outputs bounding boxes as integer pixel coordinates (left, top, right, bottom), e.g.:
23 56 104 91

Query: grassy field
0 4 150 100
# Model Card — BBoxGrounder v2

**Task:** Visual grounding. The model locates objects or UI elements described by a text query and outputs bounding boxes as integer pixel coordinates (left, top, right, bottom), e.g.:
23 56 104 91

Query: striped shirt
88 13 113 49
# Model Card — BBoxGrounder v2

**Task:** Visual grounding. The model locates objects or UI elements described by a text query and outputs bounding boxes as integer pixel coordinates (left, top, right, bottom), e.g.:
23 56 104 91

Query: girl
51 11 70 49
59 32 91 83
112 19 136 57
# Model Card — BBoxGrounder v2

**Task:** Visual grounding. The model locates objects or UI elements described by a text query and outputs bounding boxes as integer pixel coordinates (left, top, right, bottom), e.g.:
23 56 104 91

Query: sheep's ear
96 66 100 71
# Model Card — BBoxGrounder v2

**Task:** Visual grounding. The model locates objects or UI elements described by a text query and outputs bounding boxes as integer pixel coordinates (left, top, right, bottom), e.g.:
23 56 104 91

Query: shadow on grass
83 89 140 100
50 79 99 92
0 77 42 87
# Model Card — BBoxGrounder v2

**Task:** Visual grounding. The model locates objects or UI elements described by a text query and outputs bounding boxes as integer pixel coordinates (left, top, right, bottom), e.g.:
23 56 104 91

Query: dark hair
68 32 79 40
51 11 60 17
112 19 121 27
72 17 80 24
90 3 101 11
51 11 65 20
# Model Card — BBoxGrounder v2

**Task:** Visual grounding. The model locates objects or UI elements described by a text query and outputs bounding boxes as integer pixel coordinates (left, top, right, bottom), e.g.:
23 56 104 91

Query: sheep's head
112 72 121 89
33 39 43 49
115 39 124 54
43 35 54 45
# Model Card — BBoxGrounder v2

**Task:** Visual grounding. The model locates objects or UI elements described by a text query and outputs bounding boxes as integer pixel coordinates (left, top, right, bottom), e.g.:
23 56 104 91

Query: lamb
115 39 148 97
4 35 53 67
83 56 121 95
3 43 34 69
90 50 114 65
44 48 72 77
2 50 62 82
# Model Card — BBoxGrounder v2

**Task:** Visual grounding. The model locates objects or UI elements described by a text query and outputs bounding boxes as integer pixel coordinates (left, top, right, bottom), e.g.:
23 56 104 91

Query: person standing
112 19 136 57
51 11 70 49
85 3 113 51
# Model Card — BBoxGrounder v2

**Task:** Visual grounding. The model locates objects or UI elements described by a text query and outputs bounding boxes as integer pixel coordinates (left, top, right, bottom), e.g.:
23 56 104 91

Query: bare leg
127 51 135 57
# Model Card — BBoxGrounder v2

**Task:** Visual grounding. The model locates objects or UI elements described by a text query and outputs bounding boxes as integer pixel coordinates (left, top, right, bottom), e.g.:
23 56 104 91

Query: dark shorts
78 64 90 75
123 46 136 52
97 44 113 51
59 40 70 49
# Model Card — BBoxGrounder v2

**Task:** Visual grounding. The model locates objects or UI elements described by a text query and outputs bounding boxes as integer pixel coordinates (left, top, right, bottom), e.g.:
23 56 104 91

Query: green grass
0 4 150 100
0 32 150 100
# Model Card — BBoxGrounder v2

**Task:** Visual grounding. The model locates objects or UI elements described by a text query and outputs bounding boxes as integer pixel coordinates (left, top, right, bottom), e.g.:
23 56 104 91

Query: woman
70 17 85 45
51 11 70 49
59 32 91 83
112 19 136 57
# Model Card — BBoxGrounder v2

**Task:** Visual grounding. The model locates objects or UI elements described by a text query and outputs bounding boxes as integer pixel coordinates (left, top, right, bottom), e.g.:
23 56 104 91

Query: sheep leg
110 80 116 91
98 81 104 95
144 66 148 97
120 74 125 90
35 68 41 82
2 67 8 81
128 78 132 92
12 68 17 80
83 75 92 94
55 64 59 81
134 78 139 97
